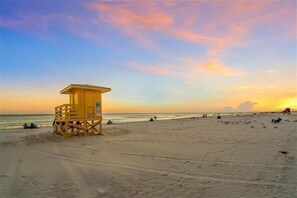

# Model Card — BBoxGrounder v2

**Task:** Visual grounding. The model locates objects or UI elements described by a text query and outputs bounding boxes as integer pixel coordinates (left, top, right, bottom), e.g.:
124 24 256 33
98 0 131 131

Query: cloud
222 101 257 112
233 85 276 90
125 58 245 86
198 60 243 76
184 58 244 79
238 101 258 112
2 1 294 44
89 4 173 28
1 1 294 53
85 2 174 49
85 2 219 51
84 1 295 55
83 1 295 80
1 1 294 82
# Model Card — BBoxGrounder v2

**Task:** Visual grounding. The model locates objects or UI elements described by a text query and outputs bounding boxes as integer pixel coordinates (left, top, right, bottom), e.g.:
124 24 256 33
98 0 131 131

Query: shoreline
0 111 284 131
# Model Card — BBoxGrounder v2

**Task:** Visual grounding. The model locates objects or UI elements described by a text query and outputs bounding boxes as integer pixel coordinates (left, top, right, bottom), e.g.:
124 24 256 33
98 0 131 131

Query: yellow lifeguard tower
53 84 111 137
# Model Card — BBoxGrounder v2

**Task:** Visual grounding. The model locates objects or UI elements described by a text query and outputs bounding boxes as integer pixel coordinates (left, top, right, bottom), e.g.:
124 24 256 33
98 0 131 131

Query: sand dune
1 113 296 197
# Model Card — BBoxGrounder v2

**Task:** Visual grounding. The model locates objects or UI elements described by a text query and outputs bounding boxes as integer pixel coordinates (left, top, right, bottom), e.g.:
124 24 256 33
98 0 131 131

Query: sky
0 0 296 114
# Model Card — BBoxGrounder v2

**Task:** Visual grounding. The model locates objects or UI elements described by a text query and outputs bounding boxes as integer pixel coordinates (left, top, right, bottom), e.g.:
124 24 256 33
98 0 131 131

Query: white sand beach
1 113 296 198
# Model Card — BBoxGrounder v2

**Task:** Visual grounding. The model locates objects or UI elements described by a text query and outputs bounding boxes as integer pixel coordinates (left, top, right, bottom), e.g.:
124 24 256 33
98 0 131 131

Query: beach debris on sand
272 118 282 123
279 150 288 155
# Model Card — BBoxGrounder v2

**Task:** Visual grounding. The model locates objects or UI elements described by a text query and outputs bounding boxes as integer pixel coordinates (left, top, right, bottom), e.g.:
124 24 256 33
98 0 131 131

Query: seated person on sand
29 123 38 129
23 123 29 129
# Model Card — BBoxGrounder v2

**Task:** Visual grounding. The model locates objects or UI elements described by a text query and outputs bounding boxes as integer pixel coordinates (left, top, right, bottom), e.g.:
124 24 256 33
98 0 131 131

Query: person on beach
23 123 29 129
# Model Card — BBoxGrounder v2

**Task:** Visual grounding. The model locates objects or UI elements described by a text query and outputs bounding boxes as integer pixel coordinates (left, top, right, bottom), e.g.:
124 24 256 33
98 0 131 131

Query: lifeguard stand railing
55 104 80 120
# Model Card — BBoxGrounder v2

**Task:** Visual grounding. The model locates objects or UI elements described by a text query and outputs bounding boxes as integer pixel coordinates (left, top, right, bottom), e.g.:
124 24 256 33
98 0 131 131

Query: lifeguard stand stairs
53 84 111 137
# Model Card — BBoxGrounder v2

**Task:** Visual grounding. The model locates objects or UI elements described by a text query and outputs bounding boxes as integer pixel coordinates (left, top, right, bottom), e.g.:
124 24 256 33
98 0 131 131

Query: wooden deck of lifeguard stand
53 84 111 137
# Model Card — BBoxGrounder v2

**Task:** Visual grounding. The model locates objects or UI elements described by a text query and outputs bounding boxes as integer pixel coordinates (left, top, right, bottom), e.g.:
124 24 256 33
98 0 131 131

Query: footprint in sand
287 156 295 164
31 181 41 186
96 188 107 196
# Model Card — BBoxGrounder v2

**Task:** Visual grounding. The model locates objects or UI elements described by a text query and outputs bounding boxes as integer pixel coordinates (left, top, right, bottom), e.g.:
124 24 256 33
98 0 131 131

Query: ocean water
0 112 238 130
0 114 55 130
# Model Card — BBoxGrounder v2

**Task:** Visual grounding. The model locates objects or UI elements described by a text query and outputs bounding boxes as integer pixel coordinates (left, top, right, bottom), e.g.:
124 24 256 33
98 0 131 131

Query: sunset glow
0 0 296 114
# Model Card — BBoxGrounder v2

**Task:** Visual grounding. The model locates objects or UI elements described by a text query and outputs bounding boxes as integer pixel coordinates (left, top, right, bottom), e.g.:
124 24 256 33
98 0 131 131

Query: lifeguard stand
53 84 111 137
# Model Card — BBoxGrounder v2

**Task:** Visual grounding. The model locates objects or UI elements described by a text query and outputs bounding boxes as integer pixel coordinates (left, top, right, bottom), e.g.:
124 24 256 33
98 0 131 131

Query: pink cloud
199 60 242 76
85 2 174 49
1 1 294 73
2 1 294 51
125 58 244 85
86 2 218 46
91 4 173 28
184 58 244 77
169 29 215 43
85 1 295 59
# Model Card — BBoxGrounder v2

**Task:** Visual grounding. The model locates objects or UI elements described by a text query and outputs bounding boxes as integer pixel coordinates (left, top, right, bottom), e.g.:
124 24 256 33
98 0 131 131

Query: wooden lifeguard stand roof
60 84 111 94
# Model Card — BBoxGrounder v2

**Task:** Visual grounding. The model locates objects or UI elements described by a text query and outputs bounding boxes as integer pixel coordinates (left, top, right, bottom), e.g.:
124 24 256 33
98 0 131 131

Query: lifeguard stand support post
53 84 111 137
